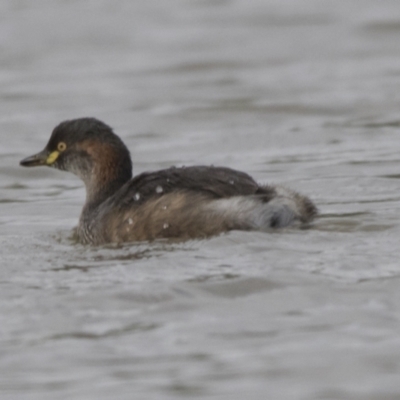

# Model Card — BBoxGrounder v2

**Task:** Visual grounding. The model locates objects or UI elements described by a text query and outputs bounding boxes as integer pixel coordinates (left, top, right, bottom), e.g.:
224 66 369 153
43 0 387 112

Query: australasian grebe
20 118 317 244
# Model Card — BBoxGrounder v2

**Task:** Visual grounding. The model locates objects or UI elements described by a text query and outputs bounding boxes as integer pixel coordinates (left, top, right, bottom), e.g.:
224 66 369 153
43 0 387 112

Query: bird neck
78 144 132 213
86 174 129 209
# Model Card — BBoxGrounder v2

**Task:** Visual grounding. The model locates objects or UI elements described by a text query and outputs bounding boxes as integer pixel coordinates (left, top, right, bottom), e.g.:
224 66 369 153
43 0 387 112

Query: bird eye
57 142 67 152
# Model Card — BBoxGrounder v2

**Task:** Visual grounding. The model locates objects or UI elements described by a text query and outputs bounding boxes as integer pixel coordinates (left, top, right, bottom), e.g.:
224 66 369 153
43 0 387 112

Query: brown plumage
20 118 317 245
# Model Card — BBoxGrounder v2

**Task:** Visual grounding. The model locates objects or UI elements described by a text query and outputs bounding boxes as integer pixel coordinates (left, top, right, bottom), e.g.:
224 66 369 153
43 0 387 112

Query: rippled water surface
2 1 400 399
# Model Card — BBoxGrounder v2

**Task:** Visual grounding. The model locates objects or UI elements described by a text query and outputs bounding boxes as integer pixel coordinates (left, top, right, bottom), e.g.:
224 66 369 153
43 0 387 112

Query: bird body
20 118 317 245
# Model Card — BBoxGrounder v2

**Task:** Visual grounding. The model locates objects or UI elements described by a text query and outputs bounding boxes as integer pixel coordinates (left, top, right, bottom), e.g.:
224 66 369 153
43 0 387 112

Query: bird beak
20 149 59 167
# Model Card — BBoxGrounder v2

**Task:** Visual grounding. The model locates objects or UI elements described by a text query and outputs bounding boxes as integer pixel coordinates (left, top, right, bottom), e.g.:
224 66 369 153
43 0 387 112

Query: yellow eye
57 142 67 152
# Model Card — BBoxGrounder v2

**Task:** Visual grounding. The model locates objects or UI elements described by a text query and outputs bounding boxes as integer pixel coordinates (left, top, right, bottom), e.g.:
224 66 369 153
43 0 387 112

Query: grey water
1 1 400 399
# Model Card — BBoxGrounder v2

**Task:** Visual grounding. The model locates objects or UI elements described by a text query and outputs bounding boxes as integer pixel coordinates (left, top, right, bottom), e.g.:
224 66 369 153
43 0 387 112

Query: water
1 1 400 399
